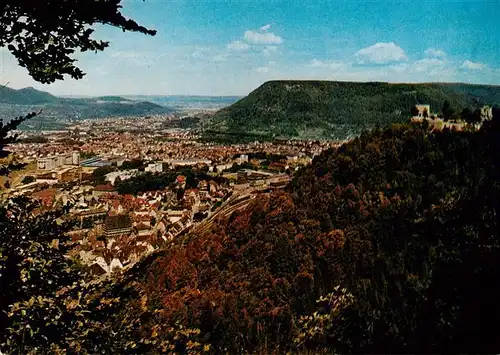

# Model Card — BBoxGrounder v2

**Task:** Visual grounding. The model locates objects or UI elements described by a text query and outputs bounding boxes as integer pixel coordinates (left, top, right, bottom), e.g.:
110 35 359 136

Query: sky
1 0 500 96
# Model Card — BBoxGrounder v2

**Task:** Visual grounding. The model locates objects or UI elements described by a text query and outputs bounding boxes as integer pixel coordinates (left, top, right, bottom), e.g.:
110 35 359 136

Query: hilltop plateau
202 80 500 141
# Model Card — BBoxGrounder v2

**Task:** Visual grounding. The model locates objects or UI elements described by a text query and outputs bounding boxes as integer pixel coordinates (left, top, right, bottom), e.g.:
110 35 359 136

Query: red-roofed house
32 188 59 207
135 222 151 237
93 184 116 197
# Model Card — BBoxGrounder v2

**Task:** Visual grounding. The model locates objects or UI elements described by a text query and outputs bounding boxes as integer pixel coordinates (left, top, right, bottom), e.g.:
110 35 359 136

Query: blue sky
1 0 500 96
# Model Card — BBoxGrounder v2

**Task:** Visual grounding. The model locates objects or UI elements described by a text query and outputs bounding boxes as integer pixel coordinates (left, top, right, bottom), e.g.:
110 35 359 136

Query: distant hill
93 96 133 103
203 80 500 141
124 95 242 112
0 86 58 105
0 86 175 129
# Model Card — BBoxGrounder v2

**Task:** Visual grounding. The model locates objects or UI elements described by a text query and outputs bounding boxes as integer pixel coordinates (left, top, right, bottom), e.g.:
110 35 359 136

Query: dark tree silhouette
121 159 145 170
20 175 35 185
411 105 419 117
442 100 454 121
461 107 481 124
0 111 39 175
0 0 156 83
461 107 472 122
472 108 482 123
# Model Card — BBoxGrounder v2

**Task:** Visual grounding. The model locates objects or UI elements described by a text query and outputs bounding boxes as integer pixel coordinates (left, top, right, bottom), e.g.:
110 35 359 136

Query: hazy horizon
57 94 243 99
9 78 500 100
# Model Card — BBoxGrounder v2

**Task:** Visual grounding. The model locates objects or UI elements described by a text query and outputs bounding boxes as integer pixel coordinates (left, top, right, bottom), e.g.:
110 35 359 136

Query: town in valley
2 112 340 278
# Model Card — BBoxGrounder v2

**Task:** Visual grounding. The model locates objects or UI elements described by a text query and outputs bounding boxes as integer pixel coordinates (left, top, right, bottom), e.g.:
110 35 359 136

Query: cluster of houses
17 164 292 277
3 145 298 278
69 179 230 277
20 175 231 277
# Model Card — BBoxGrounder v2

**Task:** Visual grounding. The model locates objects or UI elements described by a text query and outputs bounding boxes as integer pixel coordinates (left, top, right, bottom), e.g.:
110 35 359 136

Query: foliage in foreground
0 111 39 174
0 197 81 349
3 120 500 353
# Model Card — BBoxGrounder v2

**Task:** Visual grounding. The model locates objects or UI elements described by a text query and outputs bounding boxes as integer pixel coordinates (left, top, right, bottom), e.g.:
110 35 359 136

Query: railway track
190 192 258 235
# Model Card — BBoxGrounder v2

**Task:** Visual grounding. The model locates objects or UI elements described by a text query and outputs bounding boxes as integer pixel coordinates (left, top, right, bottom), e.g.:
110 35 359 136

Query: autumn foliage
3 119 500 353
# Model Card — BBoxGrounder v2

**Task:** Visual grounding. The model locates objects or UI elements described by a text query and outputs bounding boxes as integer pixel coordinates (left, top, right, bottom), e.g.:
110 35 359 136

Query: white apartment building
145 162 165 173
37 151 80 170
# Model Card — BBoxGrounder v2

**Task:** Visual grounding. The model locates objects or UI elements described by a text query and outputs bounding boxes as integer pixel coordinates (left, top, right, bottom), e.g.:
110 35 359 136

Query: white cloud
407 58 458 79
308 59 324 67
191 50 207 59
355 42 407 64
262 45 279 56
260 24 272 32
255 66 269 73
308 59 347 70
424 48 446 58
212 54 228 62
244 30 283 45
411 58 447 73
227 40 250 51
461 60 486 70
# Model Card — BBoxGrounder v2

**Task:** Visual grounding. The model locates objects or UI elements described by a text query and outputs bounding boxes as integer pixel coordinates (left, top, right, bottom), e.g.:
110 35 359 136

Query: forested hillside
203 80 500 141
4 114 500 354
0 87 58 105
